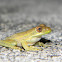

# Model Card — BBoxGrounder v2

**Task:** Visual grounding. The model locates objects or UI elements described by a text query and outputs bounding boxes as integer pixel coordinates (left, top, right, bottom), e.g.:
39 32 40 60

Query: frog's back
6 31 27 40
6 28 35 41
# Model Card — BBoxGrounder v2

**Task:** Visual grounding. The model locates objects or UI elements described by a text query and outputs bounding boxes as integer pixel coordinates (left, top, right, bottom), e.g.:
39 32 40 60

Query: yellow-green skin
0 24 51 51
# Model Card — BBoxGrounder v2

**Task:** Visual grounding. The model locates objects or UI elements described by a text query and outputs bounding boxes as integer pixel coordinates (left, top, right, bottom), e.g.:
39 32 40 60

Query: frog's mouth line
32 33 44 37
32 30 51 37
44 30 51 34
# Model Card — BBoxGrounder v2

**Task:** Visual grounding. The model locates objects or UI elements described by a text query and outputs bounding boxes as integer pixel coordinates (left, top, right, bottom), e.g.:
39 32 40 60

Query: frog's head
32 24 51 37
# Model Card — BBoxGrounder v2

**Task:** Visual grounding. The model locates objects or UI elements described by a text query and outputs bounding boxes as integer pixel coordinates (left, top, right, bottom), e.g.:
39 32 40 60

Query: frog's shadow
40 38 51 44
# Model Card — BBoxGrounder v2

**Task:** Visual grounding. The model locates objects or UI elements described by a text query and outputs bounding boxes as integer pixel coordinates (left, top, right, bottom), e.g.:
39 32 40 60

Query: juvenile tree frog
0 24 51 51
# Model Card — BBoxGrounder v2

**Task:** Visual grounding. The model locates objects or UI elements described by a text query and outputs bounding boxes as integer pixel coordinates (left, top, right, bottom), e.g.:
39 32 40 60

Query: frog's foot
43 44 52 48
35 42 51 48
9 46 23 51
25 46 42 51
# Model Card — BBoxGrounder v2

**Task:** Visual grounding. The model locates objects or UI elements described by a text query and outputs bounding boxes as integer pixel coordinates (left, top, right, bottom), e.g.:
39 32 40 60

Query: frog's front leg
0 39 22 50
34 42 51 48
21 41 42 51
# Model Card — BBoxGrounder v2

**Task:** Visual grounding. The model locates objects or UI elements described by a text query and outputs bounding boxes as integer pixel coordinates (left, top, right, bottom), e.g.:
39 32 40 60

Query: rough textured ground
0 0 62 62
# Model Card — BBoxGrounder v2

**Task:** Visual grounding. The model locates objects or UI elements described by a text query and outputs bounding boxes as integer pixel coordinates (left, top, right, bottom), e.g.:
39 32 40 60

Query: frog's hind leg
0 40 22 50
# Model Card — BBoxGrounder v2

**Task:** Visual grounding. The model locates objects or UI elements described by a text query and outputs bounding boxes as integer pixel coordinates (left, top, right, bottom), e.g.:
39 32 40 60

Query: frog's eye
36 27 42 32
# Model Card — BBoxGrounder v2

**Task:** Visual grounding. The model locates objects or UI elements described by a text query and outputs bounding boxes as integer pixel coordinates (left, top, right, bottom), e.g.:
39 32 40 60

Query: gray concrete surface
0 0 62 62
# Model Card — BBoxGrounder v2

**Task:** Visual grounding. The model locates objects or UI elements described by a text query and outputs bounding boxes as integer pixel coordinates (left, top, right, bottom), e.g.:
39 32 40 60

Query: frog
0 24 51 51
